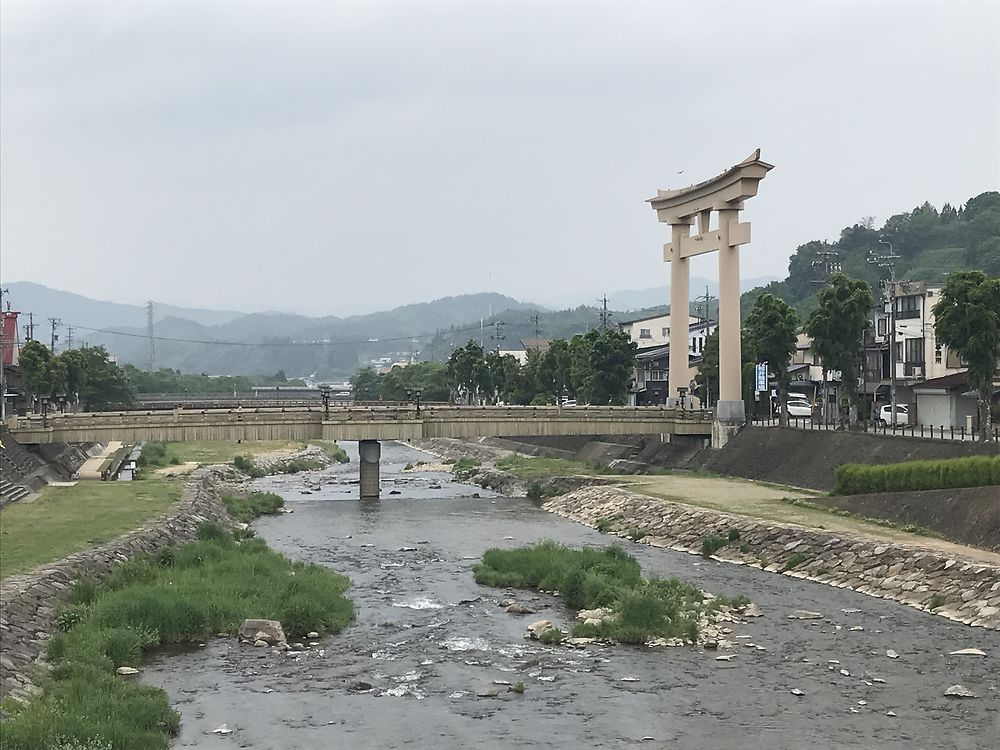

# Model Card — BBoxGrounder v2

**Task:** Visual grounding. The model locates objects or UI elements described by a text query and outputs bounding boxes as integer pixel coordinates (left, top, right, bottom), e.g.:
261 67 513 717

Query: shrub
539 628 564 644
782 552 809 571
727 529 741 542
560 568 587 610
595 516 619 533
55 605 89 633
510 681 525 694
701 535 726 558
834 455 1000 495
136 442 168 469
232 454 265 478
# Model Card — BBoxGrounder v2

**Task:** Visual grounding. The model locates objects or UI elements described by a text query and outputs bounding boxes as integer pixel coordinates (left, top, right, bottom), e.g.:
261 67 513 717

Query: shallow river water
143 442 1000 750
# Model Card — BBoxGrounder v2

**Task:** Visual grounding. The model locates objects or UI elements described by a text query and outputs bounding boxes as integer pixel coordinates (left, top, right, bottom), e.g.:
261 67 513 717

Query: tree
566 329 636 405
805 274 873 427
745 294 799 425
932 271 1000 441
350 367 380 401
58 346 134 410
19 340 67 411
446 340 486 405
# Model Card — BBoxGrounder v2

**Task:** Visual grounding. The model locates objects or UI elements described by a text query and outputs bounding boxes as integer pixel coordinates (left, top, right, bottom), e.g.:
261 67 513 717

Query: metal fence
750 417 1000 443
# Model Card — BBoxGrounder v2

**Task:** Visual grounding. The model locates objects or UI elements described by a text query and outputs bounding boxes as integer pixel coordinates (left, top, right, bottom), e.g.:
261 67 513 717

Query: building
862 281 964 410
912 372 1000 430
619 313 716 406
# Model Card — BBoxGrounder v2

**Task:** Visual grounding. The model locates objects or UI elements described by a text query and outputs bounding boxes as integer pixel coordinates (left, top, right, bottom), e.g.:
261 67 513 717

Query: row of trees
121 366 304 394
351 328 637 406
19 342 134 412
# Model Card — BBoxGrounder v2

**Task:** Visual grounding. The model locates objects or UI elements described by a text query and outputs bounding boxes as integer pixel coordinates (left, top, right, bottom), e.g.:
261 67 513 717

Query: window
895 295 920 319
661 327 668 338
895 342 903 362
639 328 652 339
904 338 924 364
877 317 887 336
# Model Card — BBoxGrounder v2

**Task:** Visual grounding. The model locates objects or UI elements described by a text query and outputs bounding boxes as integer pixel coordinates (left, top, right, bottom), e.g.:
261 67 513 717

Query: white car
878 403 911 425
786 399 814 418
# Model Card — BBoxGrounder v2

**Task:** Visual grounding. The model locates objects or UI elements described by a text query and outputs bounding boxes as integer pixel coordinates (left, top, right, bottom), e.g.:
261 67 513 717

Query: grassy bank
0 480 181 579
495 454 607 479
474 541 714 643
222 491 284 522
0 519 354 750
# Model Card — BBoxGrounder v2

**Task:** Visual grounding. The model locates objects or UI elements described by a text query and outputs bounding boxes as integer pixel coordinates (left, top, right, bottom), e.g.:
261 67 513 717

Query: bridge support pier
358 439 381 499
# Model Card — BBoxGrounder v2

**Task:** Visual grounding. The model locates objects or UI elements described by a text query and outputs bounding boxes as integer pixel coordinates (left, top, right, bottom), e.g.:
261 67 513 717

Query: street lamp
676 385 689 410
406 388 422 416
319 385 331 417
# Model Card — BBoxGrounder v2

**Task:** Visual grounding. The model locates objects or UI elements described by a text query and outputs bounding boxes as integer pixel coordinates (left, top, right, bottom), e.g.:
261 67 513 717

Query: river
143 441 999 750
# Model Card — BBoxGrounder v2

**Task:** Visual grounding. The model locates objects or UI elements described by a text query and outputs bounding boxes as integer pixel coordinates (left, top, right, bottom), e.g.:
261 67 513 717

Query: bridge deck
7 406 714 444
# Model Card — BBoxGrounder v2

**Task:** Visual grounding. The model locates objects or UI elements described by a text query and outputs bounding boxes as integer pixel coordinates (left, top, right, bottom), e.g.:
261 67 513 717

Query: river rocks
116 666 139 676
788 610 824 620
577 607 613 622
505 602 535 615
790 688 805 696
238 619 287 646
886 649 900 659
253 639 268 647
948 647 986 656
944 684 978 699
307 631 320 639
742 603 763 617
476 686 501 698
525 620 554 639
212 723 234 734
541 486 1000 632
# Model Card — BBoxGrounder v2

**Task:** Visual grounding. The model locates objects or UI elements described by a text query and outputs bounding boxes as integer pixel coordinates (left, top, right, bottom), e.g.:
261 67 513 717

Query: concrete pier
358 439 381 499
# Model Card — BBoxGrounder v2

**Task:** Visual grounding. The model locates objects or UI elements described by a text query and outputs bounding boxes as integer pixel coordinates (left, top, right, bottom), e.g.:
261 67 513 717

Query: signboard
754 362 768 393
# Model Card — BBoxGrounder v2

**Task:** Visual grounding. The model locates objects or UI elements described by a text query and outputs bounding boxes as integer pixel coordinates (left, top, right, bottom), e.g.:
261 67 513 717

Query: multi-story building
619 313 716 406
862 280 964 413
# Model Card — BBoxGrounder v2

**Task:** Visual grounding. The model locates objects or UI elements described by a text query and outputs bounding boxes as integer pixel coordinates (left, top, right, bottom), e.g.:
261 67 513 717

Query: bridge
7 405 714 499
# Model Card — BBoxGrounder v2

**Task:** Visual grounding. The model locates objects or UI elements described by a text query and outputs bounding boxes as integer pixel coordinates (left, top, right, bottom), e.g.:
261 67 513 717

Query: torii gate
648 149 773 431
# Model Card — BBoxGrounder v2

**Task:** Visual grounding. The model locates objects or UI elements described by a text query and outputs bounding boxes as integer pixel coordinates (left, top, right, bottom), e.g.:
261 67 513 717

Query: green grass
526 481 563 503
782 552 810 571
0 524 354 750
311 441 350 464
473 541 711 643
834 455 1000 495
0 480 182 579
222 492 285 523
136 440 303 469
495 454 606 479
451 457 481 480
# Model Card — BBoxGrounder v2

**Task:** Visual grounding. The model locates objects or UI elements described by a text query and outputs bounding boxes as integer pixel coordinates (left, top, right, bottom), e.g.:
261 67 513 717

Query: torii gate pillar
648 150 773 441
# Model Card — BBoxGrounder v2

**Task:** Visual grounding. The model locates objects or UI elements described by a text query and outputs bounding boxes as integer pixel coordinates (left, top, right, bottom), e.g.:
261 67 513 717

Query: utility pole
868 237 901 426
810 249 842 286
528 313 542 342
25 312 35 342
146 300 156 372
48 317 61 353
694 285 716 408
0 287 8 422
490 319 505 353
598 295 612 329
66 326 74 350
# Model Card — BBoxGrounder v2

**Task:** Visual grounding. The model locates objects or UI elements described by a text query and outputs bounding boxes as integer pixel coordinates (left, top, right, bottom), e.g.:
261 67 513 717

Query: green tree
567 329 636 405
744 294 799 425
932 271 1000 441
446 340 486 405
58 346 134 410
350 367 380 401
18 340 67 411
805 274 873 427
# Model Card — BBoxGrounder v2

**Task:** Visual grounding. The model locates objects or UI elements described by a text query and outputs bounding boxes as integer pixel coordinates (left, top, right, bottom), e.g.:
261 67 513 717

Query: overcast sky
2 0 998 316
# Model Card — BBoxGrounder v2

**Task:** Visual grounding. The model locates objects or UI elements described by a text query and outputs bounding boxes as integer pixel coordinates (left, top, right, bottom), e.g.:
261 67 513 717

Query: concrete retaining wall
0 468 238 701
543 486 1000 630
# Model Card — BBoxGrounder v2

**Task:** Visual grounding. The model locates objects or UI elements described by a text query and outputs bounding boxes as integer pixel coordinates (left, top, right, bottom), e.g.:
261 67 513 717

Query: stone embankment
544 486 1000 631
0 467 240 701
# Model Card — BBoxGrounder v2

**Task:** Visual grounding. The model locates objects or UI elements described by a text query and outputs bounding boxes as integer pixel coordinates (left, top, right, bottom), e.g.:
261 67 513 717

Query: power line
48 317 61 353
64 321 490 348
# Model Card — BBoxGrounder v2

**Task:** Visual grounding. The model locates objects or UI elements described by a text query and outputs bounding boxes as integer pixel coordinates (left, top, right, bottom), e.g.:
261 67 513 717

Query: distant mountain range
598 276 779 312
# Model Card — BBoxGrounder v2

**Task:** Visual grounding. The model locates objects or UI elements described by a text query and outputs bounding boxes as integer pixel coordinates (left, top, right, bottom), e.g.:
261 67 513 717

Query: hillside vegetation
742 191 999 316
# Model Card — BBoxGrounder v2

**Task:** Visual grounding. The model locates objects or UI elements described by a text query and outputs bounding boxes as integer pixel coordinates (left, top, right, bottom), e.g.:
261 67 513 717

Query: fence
750 416 1000 443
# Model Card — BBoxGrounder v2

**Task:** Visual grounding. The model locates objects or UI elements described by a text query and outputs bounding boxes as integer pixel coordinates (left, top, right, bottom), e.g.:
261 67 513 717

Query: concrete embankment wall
0 468 238 701
813 487 1000 552
544 486 1000 630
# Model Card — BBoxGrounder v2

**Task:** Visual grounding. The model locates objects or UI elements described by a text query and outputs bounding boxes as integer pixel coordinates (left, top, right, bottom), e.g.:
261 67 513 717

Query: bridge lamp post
406 388 422 417
319 385 332 417
676 386 689 410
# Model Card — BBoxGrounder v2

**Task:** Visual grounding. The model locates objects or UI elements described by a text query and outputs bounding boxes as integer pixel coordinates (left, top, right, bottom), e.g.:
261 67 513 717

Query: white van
878 403 911 426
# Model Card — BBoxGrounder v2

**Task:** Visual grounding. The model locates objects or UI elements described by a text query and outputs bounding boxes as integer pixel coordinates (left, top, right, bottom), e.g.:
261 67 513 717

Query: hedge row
834 455 1000 495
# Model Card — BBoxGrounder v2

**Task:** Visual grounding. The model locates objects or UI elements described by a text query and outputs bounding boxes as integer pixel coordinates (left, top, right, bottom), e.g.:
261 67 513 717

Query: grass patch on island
474 541 710 643
0 480 181 580
137 440 302 470
222 491 285 523
0 522 354 750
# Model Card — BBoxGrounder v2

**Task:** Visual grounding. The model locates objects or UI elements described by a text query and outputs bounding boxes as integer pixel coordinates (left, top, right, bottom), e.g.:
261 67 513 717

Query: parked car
786 399 814 418
878 403 911 425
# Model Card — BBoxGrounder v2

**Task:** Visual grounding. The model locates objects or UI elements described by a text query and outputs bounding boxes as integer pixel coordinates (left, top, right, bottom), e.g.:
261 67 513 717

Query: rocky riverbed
141 441 1000 750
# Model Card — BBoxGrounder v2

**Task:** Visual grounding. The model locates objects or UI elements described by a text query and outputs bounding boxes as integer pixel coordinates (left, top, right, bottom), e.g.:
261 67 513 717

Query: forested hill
742 191 1000 316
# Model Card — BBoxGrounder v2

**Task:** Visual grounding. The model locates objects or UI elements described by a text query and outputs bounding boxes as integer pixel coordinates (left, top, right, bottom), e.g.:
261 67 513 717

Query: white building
618 313 715 357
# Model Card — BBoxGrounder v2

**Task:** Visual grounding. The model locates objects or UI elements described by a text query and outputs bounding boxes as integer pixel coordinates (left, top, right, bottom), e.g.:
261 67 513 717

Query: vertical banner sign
755 362 768 393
